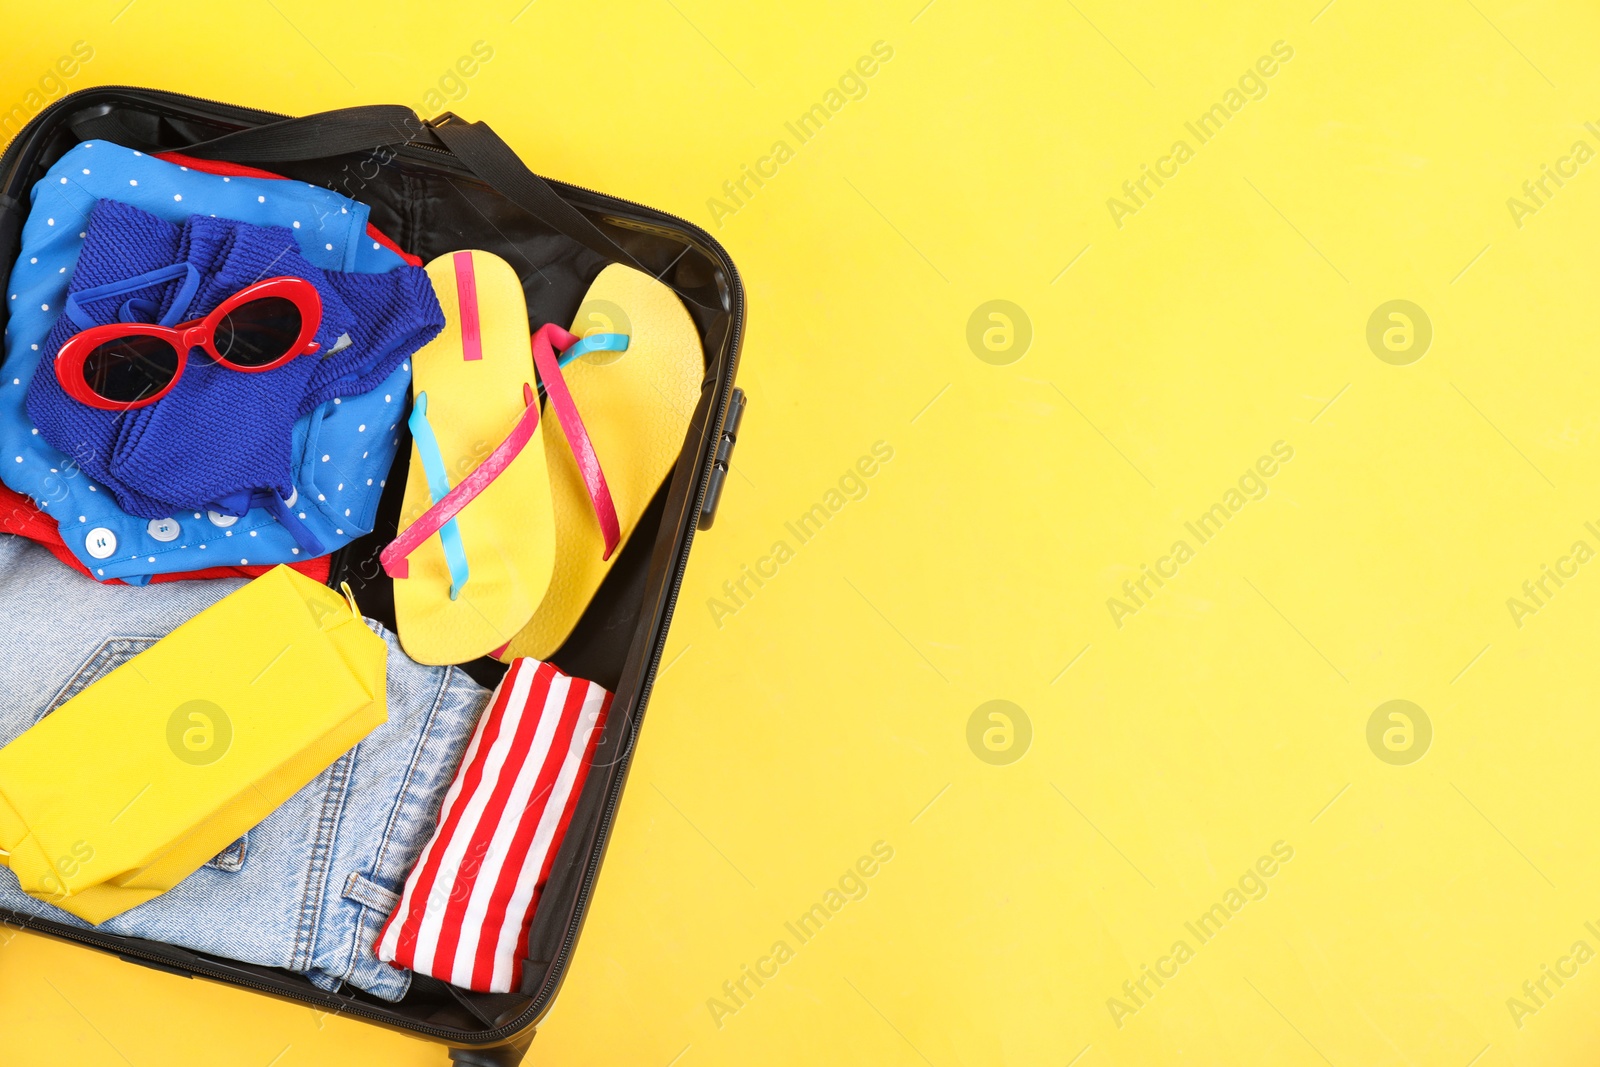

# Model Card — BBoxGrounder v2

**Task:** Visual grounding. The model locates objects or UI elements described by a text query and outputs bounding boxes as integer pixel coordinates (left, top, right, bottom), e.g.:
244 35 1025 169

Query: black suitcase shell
0 87 746 1064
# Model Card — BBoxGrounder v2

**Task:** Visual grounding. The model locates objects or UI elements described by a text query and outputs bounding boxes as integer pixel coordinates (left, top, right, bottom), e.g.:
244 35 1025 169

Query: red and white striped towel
376 658 613 992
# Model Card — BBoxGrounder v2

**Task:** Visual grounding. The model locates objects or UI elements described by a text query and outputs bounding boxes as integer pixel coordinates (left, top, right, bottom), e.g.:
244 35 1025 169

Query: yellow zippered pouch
0 565 387 923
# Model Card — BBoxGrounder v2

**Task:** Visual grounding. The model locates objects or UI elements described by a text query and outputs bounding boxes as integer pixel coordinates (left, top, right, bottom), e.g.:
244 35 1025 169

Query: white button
207 510 239 528
85 528 117 559
284 487 298 507
147 517 180 542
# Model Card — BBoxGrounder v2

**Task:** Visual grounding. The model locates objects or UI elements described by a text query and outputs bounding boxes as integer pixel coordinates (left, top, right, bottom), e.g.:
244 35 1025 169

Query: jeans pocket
40 635 250 874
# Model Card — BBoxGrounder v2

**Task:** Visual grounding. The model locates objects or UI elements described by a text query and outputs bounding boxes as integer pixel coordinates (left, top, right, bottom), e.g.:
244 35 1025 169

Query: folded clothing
0 481 329 585
376 657 612 993
0 566 388 923
0 533 490 1000
1 140 420 584
26 199 443 530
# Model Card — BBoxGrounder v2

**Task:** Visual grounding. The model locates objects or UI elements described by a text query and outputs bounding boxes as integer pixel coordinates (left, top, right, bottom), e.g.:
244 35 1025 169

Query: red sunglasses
54 276 323 411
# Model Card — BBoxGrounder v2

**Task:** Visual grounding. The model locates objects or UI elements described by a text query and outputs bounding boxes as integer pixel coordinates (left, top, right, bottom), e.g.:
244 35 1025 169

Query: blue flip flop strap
407 392 470 600
557 332 629 368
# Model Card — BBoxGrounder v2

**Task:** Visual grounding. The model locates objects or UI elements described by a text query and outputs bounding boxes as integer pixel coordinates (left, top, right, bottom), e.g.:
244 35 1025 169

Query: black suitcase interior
0 87 745 1064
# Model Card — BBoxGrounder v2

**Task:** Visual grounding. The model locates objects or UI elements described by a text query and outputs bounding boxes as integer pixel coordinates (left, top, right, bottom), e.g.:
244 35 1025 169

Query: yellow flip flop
498 264 703 661
382 250 556 666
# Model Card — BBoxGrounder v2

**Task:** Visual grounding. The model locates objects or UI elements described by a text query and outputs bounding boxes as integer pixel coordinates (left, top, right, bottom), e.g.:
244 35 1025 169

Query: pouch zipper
0 85 746 1050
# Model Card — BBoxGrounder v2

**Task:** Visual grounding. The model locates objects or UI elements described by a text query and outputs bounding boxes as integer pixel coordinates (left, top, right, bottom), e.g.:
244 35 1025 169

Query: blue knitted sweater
27 198 443 520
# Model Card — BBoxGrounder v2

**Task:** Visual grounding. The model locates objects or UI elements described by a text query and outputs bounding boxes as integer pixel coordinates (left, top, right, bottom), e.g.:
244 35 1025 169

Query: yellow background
4 0 1600 1063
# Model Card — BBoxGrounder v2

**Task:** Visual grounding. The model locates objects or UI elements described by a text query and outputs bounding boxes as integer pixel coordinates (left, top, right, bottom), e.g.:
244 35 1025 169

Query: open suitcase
0 87 747 1064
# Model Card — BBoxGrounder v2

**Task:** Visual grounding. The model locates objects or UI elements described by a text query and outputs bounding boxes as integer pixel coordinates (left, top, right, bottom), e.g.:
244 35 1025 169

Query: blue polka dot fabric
0 141 415 584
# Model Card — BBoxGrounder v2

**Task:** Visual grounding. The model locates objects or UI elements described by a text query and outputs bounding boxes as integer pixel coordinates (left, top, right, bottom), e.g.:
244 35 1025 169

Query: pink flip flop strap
532 323 622 561
380 383 542 579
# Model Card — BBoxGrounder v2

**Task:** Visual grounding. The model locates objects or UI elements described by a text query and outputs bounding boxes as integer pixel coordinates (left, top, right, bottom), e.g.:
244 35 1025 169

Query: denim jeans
0 533 489 1000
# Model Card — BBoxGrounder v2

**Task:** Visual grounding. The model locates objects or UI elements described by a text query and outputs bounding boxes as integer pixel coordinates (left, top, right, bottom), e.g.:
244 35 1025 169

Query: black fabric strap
429 118 646 272
171 104 429 164
170 105 652 275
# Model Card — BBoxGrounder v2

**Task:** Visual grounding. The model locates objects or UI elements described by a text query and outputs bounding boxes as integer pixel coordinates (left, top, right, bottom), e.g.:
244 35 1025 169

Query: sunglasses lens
214 296 304 368
81 335 181 405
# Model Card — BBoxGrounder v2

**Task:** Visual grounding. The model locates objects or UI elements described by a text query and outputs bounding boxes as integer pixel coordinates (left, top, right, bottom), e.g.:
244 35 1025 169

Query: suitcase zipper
0 86 745 1049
